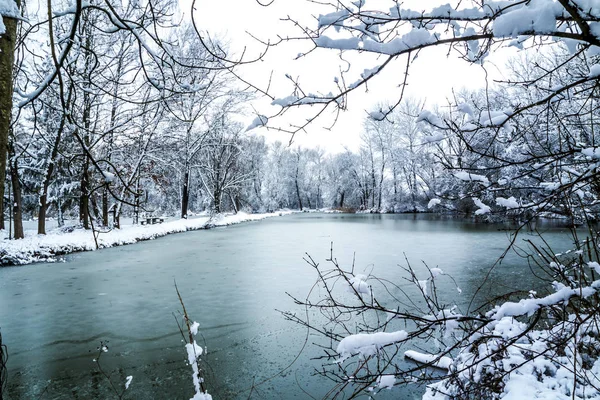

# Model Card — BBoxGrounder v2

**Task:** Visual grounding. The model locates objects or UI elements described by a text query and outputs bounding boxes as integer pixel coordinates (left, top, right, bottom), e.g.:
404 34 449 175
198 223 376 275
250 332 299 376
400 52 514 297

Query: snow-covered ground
0 211 293 266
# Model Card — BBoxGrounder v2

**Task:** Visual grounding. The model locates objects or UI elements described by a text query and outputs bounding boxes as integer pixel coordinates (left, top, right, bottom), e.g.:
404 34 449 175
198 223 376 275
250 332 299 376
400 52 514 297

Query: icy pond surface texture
0 213 576 399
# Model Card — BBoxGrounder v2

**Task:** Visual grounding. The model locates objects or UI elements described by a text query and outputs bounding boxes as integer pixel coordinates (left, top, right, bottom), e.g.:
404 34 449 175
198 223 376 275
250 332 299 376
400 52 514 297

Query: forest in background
7 42 599 234
1 0 599 240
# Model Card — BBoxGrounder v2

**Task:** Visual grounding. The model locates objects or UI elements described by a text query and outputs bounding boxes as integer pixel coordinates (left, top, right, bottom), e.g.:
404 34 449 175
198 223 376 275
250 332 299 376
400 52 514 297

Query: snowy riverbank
0 211 294 266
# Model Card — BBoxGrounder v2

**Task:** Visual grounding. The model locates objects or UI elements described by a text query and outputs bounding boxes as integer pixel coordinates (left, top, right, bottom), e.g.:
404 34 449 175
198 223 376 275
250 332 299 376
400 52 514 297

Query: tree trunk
101 52 120 228
102 188 108 226
112 207 120 229
181 170 189 219
0 10 19 231
90 192 101 222
133 176 140 225
38 124 65 234
9 142 23 239
316 186 321 209
213 186 221 213
228 192 238 214
412 167 418 212
80 157 90 229
38 192 48 235
393 167 398 202
339 191 345 208
295 163 303 210
56 198 64 227
371 167 376 209
38 83 71 234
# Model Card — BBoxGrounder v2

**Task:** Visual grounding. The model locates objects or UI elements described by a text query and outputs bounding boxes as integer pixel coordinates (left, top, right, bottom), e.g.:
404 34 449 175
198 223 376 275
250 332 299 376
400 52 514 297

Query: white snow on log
125 376 133 390
404 350 453 370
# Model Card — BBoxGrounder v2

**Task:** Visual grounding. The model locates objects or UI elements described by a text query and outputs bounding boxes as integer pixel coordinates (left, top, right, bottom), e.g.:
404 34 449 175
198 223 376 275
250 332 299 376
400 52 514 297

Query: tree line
2 0 599 241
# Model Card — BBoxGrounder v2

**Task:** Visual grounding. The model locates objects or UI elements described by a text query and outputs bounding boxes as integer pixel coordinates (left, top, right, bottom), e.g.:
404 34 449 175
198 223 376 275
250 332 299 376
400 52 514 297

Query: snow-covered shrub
424 254 600 399
286 246 600 399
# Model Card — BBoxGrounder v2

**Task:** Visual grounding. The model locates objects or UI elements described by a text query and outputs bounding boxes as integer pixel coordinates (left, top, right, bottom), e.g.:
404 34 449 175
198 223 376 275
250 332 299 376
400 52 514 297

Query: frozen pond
0 213 577 399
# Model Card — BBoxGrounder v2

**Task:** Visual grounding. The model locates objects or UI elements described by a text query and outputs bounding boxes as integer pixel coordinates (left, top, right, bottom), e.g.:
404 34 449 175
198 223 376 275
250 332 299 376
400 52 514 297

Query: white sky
187 0 510 152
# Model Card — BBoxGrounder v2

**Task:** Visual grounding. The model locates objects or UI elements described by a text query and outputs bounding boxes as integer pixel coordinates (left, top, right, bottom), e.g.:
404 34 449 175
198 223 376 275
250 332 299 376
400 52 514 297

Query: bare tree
0 0 20 230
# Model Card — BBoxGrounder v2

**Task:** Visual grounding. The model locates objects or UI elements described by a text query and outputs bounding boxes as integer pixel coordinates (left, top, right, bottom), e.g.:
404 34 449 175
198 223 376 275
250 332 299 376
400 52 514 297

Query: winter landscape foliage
1 0 600 399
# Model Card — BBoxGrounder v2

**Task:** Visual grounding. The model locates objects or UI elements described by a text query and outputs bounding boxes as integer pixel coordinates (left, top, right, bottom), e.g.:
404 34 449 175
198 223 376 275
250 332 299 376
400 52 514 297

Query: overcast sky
188 0 510 152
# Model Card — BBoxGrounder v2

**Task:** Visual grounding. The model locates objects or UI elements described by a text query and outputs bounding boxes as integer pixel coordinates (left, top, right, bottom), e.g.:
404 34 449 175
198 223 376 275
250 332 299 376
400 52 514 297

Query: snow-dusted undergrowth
422 267 600 400
289 249 600 399
0 211 293 266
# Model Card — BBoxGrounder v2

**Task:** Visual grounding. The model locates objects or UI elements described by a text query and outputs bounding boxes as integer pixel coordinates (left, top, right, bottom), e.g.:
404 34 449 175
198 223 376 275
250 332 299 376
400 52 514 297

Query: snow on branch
496 196 519 209
404 350 453 370
337 330 408 361
314 28 439 55
454 171 490 186
472 197 491 215
487 280 600 320
416 110 444 127
245 115 268 132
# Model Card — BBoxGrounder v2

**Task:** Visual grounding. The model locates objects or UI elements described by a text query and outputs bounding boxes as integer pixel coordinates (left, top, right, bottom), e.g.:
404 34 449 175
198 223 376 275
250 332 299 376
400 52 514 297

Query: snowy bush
286 246 600 399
